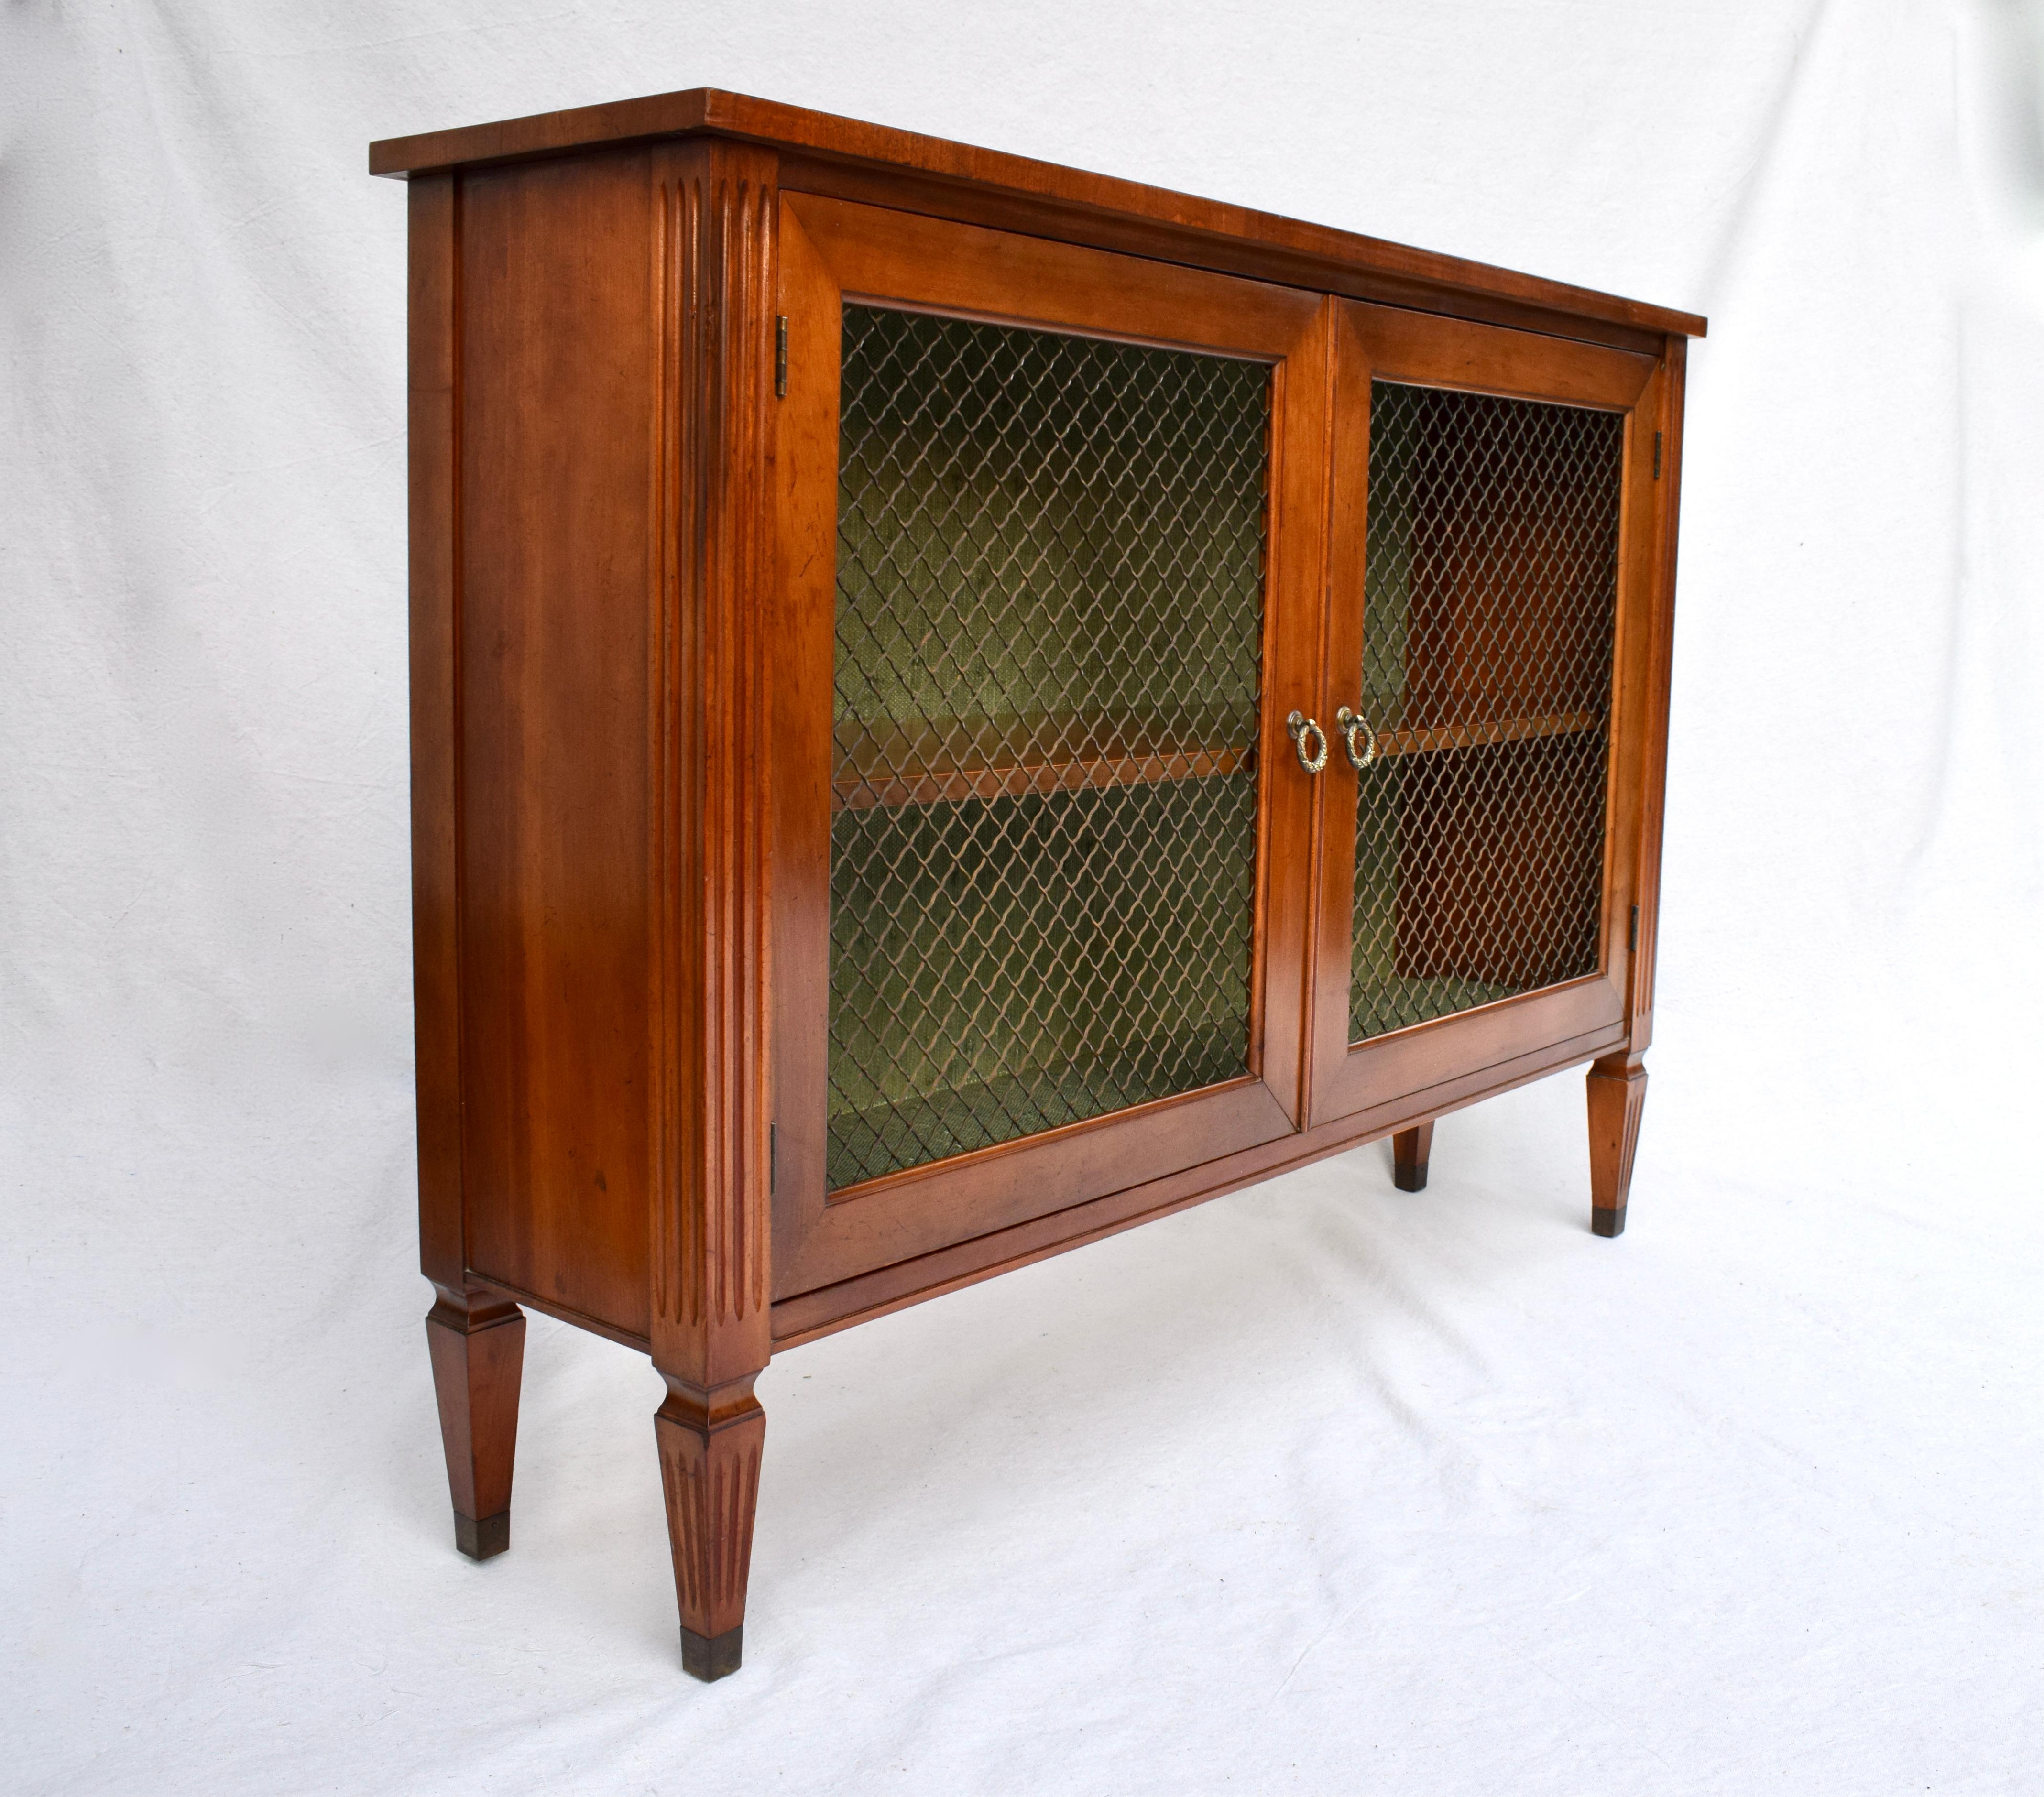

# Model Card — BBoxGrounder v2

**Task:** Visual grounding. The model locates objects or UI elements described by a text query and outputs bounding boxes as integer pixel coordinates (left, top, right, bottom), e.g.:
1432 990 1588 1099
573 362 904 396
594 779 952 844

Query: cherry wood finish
457 148 658 1339
369 89 1704 353
771 1019 1626 1350
425 1285 526 1558
831 715 1255 812
1306 301 1661 1134
645 135 780 1677
770 192 1327 1299
407 170 463 1302
382 91 1700 1679
1586 1049 1650 1236
1392 1123 1435 1193
657 1373 765 1681
1626 339 1688 1054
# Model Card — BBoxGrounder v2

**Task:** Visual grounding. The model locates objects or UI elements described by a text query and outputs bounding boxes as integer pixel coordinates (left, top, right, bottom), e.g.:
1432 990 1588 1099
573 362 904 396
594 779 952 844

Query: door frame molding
768 193 1335 1299
1304 299 1660 1128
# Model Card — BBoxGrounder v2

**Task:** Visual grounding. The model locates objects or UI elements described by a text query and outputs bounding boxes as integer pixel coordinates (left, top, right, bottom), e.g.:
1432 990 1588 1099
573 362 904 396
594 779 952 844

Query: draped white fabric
4 3 2039 1791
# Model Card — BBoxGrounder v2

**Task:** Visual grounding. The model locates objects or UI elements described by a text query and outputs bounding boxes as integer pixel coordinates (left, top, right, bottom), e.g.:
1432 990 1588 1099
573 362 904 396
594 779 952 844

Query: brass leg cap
681 1625 743 1681
453 1510 510 1560
1591 1205 1627 1238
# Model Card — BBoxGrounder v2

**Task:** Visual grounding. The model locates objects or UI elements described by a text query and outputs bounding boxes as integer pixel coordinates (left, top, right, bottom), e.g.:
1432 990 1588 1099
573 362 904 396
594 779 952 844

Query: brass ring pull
1335 706 1378 770
1285 710 1328 774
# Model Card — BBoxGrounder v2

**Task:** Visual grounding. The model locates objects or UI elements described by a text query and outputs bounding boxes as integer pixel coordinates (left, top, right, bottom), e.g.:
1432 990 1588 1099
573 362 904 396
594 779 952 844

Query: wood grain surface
369 89 1706 349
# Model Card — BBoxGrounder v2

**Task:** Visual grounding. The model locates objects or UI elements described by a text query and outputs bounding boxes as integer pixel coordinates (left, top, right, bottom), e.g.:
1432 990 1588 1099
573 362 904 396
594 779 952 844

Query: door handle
1285 711 1328 774
1335 706 1378 770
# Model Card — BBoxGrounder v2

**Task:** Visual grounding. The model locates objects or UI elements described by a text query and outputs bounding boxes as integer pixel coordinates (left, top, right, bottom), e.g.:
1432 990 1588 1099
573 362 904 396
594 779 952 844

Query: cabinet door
1307 302 1663 1129
769 195 1329 1299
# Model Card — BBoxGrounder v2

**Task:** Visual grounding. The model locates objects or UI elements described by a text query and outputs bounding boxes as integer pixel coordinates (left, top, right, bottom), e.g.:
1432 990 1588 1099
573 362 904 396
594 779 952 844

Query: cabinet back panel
827 305 1271 1192
1350 380 1622 1040
456 151 653 1335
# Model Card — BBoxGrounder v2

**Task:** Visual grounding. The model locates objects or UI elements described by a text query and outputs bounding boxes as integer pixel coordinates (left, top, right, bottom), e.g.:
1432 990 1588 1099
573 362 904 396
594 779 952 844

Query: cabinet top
368 88 1705 344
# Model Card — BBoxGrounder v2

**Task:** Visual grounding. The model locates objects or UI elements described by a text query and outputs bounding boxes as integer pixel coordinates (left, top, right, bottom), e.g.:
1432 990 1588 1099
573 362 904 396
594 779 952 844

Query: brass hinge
1629 904 1640 952
775 316 788 399
1652 431 1662 479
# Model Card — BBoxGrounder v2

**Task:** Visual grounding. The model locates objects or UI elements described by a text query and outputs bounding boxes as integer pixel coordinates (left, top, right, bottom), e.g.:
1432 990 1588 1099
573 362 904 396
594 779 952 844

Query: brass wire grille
827 305 1271 1192
1349 380 1624 1042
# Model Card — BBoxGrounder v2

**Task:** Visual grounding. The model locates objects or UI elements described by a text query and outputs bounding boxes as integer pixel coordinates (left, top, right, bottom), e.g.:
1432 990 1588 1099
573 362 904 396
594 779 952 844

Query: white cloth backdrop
4 2 2040 1791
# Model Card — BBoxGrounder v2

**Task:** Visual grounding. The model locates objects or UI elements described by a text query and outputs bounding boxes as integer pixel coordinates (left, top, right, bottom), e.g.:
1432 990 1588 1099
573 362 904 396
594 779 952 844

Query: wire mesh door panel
826 304 1272 1194
1346 379 1624 1041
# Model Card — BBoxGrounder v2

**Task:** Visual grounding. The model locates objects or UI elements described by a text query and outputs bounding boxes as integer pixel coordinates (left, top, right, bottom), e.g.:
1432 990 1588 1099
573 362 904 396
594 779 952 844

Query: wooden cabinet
372 90 1702 1681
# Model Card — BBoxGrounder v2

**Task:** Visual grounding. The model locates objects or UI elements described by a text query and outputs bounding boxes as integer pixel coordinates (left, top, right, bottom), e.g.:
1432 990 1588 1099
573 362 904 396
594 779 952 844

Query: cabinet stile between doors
375 91 1701 1680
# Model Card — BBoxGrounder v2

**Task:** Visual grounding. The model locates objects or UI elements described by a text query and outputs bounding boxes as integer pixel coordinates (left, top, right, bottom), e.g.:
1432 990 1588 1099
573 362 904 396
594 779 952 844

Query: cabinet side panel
458 150 654 1337
409 172 464 1288
1628 337 1687 1048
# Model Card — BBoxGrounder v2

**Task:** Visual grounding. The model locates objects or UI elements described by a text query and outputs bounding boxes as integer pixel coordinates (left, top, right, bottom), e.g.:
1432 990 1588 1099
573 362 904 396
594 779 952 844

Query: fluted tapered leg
1392 1122 1435 1192
656 1376 765 1681
426 1284 526 1559
1586 1051 1649 1236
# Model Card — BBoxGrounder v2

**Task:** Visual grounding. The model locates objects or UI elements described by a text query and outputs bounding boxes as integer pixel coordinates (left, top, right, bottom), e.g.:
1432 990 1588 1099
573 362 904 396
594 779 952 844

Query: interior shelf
832 714 1256 813
1360 709 1602 761
831 709 1602 812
